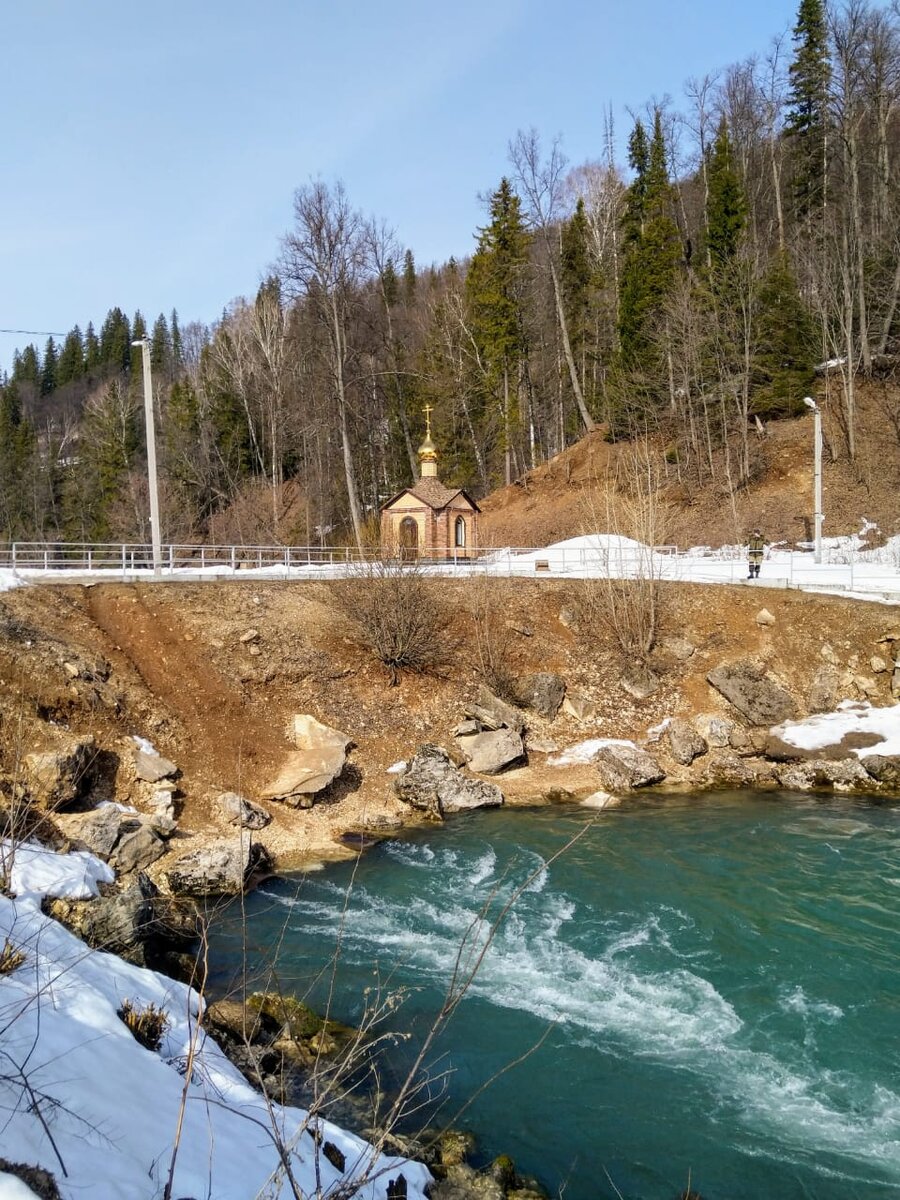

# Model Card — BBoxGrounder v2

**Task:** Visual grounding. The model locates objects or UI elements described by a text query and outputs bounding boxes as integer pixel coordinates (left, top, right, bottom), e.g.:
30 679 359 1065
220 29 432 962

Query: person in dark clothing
748 528 765 578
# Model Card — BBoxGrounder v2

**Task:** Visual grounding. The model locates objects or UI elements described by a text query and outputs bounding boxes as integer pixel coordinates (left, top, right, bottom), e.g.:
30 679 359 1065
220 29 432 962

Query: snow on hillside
0 844 430 1200
772 701 900 758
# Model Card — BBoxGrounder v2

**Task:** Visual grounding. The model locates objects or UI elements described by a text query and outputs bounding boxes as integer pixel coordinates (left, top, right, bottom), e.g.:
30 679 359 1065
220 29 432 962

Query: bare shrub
332 562 454 685
0 937 25 975
118 999 170 1052
576 441 675 661
465 576 517 700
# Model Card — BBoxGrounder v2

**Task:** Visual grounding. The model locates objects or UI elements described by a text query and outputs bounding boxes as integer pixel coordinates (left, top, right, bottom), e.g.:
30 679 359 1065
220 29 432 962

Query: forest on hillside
2 0 899 550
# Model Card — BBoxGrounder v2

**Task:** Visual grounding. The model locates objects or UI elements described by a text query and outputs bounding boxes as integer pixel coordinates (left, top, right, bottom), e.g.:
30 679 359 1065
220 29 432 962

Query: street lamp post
132 338 162 577
803 396 823 564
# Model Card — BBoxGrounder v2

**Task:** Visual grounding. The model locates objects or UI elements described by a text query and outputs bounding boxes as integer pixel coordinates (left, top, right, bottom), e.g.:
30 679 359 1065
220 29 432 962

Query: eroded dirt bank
1 577 897 875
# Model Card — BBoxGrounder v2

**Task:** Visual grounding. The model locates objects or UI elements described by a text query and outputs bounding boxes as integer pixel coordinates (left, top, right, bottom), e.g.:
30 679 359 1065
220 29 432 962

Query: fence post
121 545 126 577
11 544 16 569
201 546 206 570
169 545 174 571
230 546 236 573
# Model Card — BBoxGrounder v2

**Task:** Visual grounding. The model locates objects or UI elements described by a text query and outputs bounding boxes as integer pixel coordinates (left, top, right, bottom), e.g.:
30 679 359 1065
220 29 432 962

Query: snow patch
0 840 114 900
548 738 635 766
772 701 900 758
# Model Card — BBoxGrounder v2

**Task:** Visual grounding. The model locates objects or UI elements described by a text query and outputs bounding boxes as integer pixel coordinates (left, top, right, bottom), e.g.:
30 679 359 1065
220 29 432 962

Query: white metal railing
2 540 900 599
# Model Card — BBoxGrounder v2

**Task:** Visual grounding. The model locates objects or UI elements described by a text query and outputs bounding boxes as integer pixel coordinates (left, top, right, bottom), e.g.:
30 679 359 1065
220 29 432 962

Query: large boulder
465 685 525 733
261 716 351 804
292 714 351 753
591 742 665 792
69 804 131 860
707 661 797 726
217 791 272 830
23 734 96 810
515 673 566 720
110 823 167 873
260 747 346 804
164 838 272 897
132 746 179 784
703 751 774 788
395 745 504 818
860 754 900 787
774 758 870 791
666 719 708 766
811 667 844 710
455 728 526 775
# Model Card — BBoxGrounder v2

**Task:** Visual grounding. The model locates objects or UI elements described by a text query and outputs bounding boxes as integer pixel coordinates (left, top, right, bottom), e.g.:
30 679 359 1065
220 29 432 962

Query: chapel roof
382 477 481 513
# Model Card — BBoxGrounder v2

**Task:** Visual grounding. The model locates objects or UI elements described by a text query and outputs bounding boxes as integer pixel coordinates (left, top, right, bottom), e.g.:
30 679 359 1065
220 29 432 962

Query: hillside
479 373 900 551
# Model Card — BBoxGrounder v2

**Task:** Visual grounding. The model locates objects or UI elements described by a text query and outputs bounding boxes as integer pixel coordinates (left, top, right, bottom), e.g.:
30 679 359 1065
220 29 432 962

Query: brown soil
479 374 900 551
2 573 898 874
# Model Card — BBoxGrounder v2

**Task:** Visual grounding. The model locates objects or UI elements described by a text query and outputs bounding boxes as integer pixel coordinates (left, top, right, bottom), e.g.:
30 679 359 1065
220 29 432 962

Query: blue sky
1 0 799 371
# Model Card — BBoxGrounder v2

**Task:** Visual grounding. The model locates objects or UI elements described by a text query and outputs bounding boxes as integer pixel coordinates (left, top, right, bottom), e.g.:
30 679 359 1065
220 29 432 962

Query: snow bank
0 847 430 1200
772 701 900 759
0 568 23 592
0 840 114 900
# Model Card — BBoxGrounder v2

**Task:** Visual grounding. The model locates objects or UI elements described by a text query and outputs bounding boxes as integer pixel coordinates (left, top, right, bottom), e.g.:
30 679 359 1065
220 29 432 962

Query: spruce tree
381 259 399 308
465 178 531 482
84 322 100 371
40 337 58 395
151 312 171 375
402 249 417 305
561 198 597 402
0 381 36 537
170 309 183 372
705 118 747 274
12 344 40 389
786 0 831 219
618 112 682 365
99 308 131 371
753 254 817 417
56 326 86 387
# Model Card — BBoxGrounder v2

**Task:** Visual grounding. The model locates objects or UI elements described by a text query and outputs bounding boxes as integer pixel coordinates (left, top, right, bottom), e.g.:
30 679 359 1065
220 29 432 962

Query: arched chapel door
399 516 419 561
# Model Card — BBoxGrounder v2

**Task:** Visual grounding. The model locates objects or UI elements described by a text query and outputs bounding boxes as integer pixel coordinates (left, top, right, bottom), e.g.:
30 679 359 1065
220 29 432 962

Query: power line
0 328 68 337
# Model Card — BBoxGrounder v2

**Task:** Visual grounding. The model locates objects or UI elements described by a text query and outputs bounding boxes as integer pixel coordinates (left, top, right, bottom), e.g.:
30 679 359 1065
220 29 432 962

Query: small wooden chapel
380 407 480 560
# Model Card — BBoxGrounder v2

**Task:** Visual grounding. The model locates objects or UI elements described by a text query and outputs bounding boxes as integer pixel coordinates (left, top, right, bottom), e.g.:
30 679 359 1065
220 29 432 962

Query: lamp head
131 338 147 348
803 396 818 411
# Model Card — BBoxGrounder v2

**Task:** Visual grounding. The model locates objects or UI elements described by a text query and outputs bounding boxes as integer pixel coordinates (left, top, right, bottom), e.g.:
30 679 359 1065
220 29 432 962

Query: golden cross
423 404 433 436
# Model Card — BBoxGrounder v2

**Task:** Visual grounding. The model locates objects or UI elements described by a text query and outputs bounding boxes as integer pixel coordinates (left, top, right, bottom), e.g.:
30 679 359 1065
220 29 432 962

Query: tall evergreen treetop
41 337 58 395
706 117 747 272
786 0 831 218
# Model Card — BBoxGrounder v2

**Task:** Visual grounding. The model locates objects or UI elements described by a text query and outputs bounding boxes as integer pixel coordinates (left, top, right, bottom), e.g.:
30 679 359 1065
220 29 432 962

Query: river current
207 792 900 1199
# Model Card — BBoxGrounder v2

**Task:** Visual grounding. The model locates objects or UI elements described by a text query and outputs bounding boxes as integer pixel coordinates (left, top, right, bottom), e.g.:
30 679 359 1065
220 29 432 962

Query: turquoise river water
207 792 900 1199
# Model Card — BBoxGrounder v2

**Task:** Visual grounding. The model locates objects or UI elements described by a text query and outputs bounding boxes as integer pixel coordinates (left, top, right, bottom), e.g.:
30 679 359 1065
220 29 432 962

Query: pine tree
84 322 100 371
618 112 682 365
465 178 531 482
402 249 417 305
705 118 747 274
12 344 40 389
150 312 171 375
0 381 36 537
170 308 183 372
130 311 147 381
753 254 817 417
561 198 598 404
40 337 58 395
99 308 131 371
786 0 831 219
381 259 399 308
56 326 86 387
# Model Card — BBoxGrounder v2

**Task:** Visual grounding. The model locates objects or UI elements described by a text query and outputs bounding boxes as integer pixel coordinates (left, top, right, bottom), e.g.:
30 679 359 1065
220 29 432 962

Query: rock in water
164 838 272 896
590 742 665 792
395 745 504 818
